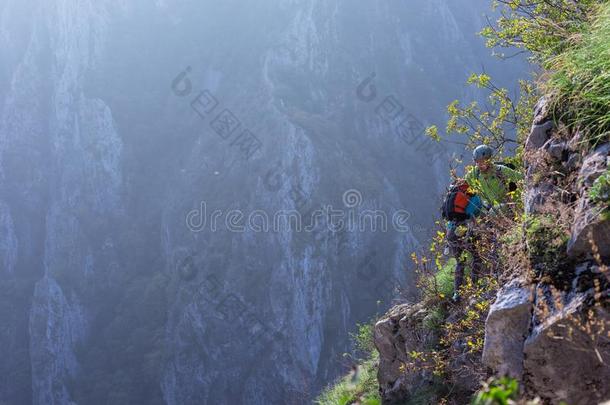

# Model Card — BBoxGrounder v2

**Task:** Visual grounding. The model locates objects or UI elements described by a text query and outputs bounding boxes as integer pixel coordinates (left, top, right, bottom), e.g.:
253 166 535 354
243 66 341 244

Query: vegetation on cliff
318 1 610 404
316 322 381 405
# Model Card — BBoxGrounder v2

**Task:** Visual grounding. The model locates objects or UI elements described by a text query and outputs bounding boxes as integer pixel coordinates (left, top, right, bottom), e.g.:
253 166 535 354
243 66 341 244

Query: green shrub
481 1 598 64
525 214 570 277
590 169 610 221
435 258 456 298
472 377 519 405
590 169 610 205
499 221 523 247
351 321 376 356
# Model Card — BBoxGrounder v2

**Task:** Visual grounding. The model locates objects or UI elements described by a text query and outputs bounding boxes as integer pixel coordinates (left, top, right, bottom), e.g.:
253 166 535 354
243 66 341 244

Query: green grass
317 318 381 405
435 258 456 298
315 354 381 405
547 2 610 145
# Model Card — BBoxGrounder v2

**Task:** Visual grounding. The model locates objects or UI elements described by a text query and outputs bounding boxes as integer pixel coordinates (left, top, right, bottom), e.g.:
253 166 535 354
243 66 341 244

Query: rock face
524 280 610 405
0 1 527 404
524 97 559 215
525 98 555 151
526 121 555 151
29 276 87 405
374 302 434 404
375 97 610 404
567 142 610 259
490 101 610 403
483 275 610 404
482 279 533 380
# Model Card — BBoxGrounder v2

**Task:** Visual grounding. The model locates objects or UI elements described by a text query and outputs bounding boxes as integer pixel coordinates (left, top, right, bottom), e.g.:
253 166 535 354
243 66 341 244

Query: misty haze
0 1 533 404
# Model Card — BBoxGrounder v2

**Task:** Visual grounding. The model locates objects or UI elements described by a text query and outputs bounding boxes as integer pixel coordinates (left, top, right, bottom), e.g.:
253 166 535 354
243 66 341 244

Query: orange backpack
441 183 472 221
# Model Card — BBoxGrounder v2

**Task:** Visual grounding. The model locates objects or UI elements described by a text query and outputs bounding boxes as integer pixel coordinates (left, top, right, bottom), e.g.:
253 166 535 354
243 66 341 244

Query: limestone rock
482 279 534 380
567 129 584 151
565 152 581 171
525 98 555 151
523 288 610 405
567 143 610 259
525 182 555 214
374 302 432 404
543 139 568 161
526 121 555 151
578 143 610 190
533 97 551 125
567 195 610 259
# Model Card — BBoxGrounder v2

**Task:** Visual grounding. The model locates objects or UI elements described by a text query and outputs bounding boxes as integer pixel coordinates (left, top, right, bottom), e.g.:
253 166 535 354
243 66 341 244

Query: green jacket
465 164 523 207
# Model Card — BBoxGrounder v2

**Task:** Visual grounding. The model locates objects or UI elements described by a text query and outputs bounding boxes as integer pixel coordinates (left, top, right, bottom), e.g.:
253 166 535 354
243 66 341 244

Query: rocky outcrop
567 142 610 259
493 101 610 403
482 279 533 380
375 97 610 404
481 266 610 404
525 97 555 151
524 97 559 215
524 275 610 405
374 302 434 404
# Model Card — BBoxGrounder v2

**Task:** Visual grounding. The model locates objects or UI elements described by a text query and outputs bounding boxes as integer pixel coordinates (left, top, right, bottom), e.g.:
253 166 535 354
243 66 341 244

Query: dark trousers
447 223 483 293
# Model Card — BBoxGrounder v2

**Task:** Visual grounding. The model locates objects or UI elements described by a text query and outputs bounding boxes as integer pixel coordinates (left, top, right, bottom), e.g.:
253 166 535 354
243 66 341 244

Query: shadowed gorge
0 1 531 404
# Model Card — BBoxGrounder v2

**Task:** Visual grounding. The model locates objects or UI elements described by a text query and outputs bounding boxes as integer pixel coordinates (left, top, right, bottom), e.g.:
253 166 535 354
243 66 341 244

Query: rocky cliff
0 1 526 404
373 98 610 404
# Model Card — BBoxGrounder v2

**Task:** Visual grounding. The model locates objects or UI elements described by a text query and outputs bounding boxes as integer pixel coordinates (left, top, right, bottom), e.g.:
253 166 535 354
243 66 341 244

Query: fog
0 1 526 403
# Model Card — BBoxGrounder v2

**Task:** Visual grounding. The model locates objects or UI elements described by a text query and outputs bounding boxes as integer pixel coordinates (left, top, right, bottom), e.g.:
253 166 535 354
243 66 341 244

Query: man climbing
465 145 523 212
444 145 523 302
443 145 523 302
442 179 484 302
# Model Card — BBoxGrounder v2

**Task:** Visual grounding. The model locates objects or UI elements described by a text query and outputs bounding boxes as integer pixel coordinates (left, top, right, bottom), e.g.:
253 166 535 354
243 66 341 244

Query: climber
465 144 523 213
444 145 523 302
441 179 484 302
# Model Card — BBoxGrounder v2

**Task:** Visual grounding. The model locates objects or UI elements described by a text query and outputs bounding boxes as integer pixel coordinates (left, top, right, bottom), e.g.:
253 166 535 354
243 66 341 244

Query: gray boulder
567 196 610 259
543 139 568 161
374 302 433 404
565 152 581 171
567 129 584 151
533 97 551 125
567 143 610 259
523 287 610 405
525 182 555 215
526 97 555 150
482 279 534 380
578 143 610 189
526 121 555 151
